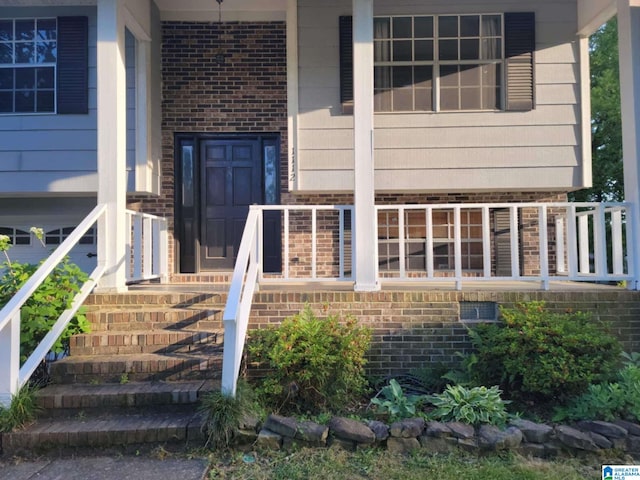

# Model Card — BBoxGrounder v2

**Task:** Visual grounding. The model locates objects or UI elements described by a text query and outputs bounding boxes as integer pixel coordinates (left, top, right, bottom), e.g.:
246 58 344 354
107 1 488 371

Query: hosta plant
370 379 426 421
426 385 510 427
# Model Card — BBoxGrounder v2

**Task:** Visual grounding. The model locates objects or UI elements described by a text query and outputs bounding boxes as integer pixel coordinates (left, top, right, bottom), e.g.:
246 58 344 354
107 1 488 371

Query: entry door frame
174 132 281 274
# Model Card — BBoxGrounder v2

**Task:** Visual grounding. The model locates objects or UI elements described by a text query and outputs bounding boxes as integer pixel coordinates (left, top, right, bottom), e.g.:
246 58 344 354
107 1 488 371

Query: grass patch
205 448 600 480
0 385 41 433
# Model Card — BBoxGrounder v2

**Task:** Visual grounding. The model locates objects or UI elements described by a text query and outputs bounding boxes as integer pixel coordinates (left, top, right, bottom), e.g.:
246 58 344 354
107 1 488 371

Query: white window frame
0 17 57 115
0 226 31 246
373 13 505 113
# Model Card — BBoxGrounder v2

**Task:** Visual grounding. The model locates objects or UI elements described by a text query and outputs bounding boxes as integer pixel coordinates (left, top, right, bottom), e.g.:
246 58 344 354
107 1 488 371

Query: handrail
0 204 107 407
221 207 261 397
0 204 106 332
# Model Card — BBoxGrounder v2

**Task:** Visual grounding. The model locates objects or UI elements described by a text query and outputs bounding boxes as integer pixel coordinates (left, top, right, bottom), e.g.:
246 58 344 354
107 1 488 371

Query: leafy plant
0 385 41 433
247 305 372 413
0 232 90 363
468 301 622 402
425 385 510 427
554 363 640 422
370 379 426 421
199 381 262 450
441 352 482 388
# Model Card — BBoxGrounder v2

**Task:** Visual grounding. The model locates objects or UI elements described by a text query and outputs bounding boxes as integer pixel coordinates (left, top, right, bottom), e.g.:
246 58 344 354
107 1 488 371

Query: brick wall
247 289 640 378
130 21 288 271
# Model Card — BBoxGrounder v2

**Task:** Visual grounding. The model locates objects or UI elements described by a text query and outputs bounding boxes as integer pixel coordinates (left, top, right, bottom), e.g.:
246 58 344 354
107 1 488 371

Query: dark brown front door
200 139 262 270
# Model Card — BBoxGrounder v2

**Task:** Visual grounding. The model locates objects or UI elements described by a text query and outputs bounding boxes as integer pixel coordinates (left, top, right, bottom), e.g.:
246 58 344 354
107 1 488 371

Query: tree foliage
571 19 623 202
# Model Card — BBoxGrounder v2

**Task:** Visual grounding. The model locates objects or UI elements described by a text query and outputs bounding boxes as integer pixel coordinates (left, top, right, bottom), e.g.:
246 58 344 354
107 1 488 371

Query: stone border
238 414 640 457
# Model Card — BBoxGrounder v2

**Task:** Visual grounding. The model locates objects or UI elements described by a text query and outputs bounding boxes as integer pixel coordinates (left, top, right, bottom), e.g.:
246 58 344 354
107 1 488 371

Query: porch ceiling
155 0 286 21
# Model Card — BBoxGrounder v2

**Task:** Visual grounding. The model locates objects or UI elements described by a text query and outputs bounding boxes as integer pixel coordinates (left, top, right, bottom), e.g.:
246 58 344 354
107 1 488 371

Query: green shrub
425 385 510 427
553 361 640 422
370 379 426 421
0 385 41 433
468 301 621 402
0 235 90 363
246 305 372 414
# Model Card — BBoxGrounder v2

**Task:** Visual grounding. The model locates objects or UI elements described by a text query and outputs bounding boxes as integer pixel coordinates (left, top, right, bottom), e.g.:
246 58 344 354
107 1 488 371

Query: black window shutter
504 12 535 111
339 16 353 115
57 16 89 114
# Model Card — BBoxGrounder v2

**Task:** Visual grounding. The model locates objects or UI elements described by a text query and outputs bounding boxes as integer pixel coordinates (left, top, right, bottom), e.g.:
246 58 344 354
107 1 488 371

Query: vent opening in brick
460 301 498 322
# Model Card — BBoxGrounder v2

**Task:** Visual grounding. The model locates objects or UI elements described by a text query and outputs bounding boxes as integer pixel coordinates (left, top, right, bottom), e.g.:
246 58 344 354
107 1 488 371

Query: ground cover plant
0 384 41 433
246 305 372 414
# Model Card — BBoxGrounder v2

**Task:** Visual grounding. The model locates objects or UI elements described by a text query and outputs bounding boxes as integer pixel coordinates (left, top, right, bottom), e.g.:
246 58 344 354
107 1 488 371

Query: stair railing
221 206 261 397
0 204 107 408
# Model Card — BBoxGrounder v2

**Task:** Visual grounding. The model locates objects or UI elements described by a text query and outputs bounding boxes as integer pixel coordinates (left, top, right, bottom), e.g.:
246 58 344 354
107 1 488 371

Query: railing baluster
125 212 132 281
482 206 491 279
454 207 462 290
133 215 143 280
567 205 579 277
578 213 590 274
0 310 20 408
556 217 566 274
425 207 434 279
312 207 317 279
284 208 290 280
398 207 406 279
143 215 153 279
539 205 549 290
510 206 520 278
594 204 608 277
339 208 345 280
612 208 624 275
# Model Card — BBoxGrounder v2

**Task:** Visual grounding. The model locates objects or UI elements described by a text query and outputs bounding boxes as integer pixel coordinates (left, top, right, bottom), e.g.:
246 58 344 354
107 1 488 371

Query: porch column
96 0 128 292
617 0 640 290
353 0 380 291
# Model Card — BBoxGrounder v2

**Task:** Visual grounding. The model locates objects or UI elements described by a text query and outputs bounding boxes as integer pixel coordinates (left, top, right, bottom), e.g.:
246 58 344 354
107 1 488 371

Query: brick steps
1 410 206 455
0 289 230 454
50 351 223 384
69 329 222 356
35 381 217 417
84 309 223 332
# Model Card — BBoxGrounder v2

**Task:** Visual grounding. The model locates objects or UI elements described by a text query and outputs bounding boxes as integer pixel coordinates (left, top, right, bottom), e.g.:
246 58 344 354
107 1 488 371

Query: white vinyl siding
296 0 583 193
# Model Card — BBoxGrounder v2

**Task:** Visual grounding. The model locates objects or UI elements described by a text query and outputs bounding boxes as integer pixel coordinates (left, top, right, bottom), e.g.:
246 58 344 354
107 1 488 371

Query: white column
353 0 380 291
287 0 299 192
617 0 640 289
97 0 128 292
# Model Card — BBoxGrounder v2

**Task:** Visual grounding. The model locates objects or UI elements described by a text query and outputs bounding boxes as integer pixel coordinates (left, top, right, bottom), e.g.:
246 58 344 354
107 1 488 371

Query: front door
175 134 281 273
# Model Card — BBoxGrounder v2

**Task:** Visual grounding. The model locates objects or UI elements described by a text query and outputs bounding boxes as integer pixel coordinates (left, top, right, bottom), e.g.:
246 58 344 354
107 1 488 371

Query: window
377 209 483 272
0 18 57 113
373 14 503 112
339 12 535 113
45 226 95 246
0 227 31 245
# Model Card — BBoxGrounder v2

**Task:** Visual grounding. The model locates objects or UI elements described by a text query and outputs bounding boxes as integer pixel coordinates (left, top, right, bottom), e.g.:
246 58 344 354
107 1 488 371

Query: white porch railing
0 205 107 408
0 206 170 407
125 210 169 284
220 201 635 395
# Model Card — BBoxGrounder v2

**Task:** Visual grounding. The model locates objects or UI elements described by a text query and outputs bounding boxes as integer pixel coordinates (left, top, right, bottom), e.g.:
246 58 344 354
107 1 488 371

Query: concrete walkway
0 456 209 480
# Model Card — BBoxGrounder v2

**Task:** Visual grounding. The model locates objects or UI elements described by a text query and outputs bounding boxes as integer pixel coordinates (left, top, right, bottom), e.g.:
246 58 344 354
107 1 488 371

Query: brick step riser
84 293 227 309
69 331 221 355
70 343 223 356
1 416 205 454
50 360 223 385
84 311 224 330
36 402 202 420
86 321 224 332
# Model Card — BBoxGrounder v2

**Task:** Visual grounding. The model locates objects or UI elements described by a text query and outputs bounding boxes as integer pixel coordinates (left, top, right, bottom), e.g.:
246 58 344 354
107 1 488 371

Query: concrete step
50 351 223 384
84 309 223 332
35 381 218 418
1 410 207 455
69 330 222 356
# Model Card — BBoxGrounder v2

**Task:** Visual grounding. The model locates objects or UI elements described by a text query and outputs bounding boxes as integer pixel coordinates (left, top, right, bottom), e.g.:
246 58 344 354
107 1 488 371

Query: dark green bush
246 305 372 414
468 301 621 402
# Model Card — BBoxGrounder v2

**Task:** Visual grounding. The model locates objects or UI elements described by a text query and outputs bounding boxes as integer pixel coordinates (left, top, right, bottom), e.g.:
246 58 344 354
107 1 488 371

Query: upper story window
339 12 534 114
0 18 57 114
373 14 503 112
